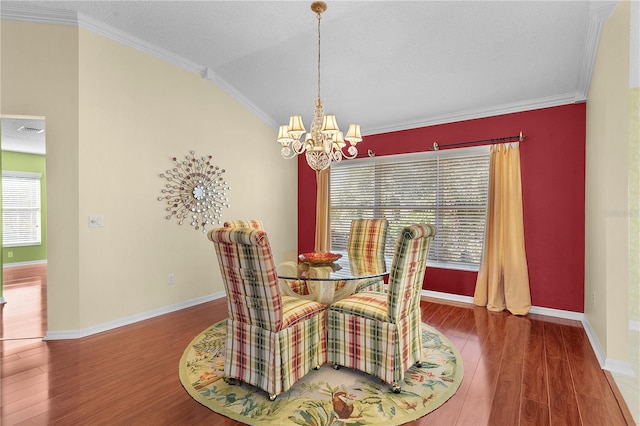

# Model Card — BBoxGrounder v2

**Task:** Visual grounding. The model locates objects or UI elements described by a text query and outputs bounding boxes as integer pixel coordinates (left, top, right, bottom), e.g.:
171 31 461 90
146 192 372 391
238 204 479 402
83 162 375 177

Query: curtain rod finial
432 141 439 151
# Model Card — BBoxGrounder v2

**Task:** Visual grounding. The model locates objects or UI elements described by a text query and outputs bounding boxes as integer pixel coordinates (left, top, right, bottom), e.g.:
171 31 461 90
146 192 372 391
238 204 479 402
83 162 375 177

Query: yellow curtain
314 168 331 252
474 143 531 315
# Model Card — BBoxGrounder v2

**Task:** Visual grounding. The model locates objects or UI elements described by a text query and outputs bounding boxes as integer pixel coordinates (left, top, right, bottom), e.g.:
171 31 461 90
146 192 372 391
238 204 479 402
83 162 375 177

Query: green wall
1 150 47 264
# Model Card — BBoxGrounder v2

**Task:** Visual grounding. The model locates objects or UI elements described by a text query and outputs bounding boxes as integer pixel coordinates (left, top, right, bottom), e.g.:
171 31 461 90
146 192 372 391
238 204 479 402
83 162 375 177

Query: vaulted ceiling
1 1 616 137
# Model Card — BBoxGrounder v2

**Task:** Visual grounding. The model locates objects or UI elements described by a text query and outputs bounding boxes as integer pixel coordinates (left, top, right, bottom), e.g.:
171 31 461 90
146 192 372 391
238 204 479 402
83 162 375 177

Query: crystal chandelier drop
276 1 362 172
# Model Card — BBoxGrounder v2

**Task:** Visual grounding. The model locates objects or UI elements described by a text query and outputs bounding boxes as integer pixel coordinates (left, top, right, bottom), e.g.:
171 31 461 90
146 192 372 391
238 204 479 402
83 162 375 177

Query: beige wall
629 0 640 330
0 17 3 301
620 0 639 420
2 20 298 332
1 21 81 330
585 1 630 362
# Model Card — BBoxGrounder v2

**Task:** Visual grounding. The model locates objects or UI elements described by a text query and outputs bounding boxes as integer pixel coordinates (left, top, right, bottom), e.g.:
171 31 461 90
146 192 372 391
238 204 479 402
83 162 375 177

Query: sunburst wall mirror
158 151 230 233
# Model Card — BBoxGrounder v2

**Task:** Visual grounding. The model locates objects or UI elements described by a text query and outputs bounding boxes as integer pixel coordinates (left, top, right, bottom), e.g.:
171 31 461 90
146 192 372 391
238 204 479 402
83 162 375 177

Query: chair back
387 224 437 321
347 218 389 275
223 219 264 230
208 227 283 331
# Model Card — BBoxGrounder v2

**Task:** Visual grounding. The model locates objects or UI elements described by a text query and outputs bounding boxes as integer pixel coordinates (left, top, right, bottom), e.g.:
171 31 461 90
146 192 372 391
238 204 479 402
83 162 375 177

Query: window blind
330 146 490 270
2 171 42 247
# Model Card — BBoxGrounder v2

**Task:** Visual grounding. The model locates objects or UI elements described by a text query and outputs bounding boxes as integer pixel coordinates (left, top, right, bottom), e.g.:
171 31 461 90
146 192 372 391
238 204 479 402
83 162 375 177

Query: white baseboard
581 315 608 366
3 259 48 268
423 290 474 304
582 316 637 377
604 358 637 377
422 289 636 377
44 291 226 340
422 289 585 320
528 305 585 321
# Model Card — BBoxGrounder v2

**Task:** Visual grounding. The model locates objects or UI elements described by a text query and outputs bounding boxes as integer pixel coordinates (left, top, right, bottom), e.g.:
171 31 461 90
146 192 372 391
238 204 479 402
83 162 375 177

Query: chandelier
276 1 362 172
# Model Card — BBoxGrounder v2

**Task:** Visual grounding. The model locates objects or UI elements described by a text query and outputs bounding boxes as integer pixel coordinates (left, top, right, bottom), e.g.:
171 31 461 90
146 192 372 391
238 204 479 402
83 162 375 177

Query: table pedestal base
278 261 358 305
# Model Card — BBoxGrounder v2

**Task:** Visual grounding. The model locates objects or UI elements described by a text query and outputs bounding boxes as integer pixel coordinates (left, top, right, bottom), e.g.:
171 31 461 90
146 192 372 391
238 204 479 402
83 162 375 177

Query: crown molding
200 67 278 128
1 5 277 129
78 12 277 128
576 1 618 99
0 3 77 26
1 4 602 136
365 93 583 136
76 12 203 76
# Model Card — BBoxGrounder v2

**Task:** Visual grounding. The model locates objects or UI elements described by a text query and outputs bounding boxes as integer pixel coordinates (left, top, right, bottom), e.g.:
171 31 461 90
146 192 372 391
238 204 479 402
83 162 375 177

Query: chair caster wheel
313 365 321 370
269 394 277 401
391 383 401 393
415 361 422 368
333 364 341 370
224 377 238 385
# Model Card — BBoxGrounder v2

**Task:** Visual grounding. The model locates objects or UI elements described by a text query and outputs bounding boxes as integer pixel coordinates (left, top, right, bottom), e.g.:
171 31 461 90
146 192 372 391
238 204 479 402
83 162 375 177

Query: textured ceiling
1 1 615 142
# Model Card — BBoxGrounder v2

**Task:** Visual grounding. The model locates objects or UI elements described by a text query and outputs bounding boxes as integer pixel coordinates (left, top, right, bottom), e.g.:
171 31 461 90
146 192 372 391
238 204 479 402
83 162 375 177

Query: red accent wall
298 104 586 312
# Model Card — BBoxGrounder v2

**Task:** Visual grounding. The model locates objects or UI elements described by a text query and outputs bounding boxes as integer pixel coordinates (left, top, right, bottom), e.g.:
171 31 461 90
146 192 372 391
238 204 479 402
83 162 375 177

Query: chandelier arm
339 148 359 160
281 147 298 160
293 139 308 155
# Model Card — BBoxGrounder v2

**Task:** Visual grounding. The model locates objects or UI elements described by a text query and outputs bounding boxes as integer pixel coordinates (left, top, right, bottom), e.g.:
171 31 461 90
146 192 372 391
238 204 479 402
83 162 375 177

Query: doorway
0 115 48 340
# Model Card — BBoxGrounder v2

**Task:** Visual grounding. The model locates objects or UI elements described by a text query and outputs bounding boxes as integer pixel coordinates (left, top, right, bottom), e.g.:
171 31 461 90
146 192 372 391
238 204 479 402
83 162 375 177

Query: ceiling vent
17 126 44 134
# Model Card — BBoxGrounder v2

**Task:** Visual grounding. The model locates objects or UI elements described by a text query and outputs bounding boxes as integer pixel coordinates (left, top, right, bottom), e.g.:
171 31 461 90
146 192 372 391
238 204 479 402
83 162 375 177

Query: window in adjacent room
2 170 42 247
330 145 490 271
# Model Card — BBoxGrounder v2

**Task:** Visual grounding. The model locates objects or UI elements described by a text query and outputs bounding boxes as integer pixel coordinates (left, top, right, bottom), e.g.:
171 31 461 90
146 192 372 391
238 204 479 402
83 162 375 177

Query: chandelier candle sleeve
276 1 363 172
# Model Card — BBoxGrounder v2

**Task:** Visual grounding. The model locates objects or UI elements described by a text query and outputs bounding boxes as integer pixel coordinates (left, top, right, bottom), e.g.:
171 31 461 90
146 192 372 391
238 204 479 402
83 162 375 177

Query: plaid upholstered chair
223 220 309 295
223 219 264 230
347 218 389 293
208 227 327 400
327 224 436 393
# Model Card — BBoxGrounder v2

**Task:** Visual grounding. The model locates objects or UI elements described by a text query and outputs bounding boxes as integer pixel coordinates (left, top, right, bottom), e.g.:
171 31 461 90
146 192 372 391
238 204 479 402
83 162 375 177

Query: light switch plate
89 215 104 227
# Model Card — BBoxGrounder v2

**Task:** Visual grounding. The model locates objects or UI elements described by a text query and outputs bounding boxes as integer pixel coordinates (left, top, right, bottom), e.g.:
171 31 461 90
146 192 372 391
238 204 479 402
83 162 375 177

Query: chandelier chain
316 9 322 101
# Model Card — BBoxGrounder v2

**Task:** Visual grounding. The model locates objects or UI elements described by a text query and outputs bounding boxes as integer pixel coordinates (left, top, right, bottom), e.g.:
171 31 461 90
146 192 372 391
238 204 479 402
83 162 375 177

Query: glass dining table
277 253 388 305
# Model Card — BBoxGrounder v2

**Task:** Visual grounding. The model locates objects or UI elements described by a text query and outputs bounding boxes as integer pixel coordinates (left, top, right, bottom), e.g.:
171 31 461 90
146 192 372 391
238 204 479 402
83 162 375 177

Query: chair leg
333 364 341 370
269 394 277 401
415 360 422 368
391 383 401 393
224 377 238 385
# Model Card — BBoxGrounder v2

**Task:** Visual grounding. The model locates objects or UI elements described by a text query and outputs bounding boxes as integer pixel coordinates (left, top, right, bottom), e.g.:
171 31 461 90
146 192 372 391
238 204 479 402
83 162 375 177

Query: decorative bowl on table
298 251 342 265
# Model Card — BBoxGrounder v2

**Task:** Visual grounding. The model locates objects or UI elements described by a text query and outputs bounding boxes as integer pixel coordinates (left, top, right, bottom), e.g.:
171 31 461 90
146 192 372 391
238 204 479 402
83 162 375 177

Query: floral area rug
179 320 463 425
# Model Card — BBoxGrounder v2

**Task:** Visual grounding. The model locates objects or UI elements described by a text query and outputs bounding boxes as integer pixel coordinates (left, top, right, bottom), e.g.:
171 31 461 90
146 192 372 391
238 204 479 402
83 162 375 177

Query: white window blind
2 170 42 247
330 146 490 270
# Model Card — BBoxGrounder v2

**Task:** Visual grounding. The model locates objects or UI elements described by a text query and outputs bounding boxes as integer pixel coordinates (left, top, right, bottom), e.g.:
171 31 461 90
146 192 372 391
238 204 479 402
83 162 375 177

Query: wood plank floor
1 264 47 340
0 265 633 425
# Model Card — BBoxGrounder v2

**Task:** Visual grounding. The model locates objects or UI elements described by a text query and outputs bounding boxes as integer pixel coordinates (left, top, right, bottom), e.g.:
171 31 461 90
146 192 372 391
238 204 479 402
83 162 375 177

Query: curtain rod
431 131 525 151
356 149 376 158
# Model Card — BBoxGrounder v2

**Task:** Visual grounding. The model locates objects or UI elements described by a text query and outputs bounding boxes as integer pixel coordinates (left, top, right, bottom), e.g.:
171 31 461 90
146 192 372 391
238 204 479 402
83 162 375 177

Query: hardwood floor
1 264 47 340
1 266 633 425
